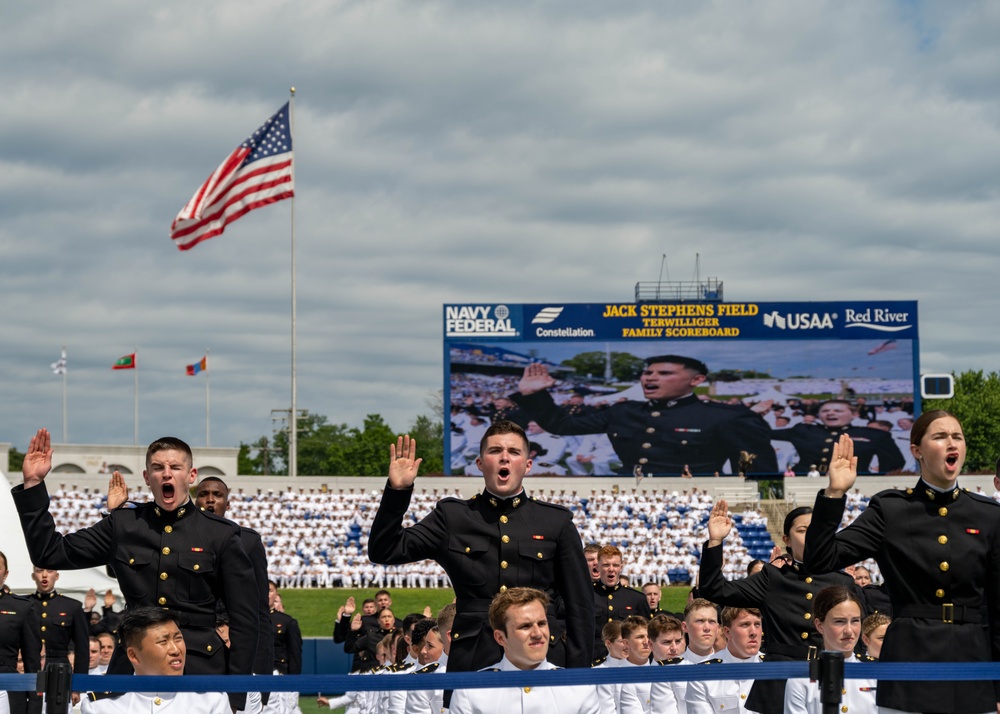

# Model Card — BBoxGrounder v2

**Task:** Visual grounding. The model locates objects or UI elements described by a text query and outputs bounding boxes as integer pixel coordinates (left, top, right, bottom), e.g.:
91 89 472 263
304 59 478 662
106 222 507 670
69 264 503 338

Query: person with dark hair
13 429 258 711
805 411 1000 713
26 567 89 712
512 358 777 476
784 586 877 714
404 618 447 714
267 581 302 714
333 596 381 673
0 550 42 714
449 588 598 714
772 399 905 475
368 423 593 677
698 501 857 714
189 476 274 689
80 607 230 714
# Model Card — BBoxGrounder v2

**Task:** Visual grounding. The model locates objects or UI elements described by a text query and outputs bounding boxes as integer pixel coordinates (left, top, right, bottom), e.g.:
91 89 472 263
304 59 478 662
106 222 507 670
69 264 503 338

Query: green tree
9 447 24 472
241 410 445 476
238 436 278 475
560 351 646 381
324 414 397 476
924 370 1000 473
409 414 444 475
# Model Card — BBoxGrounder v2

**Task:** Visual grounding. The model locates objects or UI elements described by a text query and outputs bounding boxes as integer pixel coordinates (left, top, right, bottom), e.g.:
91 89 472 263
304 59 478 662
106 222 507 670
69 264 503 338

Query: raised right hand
517 363 556 395
388 436 422 489
707 499 733 546
344 596 356 616
106 471 128 510
826 434 858 499
22 429 53 488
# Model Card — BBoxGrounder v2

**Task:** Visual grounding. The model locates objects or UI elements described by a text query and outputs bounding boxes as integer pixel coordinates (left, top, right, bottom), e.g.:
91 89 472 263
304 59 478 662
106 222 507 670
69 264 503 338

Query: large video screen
444 301 919 477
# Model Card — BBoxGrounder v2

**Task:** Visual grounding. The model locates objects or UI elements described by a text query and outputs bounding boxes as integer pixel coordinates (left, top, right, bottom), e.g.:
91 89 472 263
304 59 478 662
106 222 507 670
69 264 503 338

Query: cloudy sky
2 1 998 453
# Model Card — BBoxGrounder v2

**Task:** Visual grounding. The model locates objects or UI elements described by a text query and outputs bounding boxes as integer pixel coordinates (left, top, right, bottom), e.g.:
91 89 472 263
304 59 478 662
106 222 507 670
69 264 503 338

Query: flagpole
289 87 298 480
134 346 139 446
62 344 68 443
205 348 211 447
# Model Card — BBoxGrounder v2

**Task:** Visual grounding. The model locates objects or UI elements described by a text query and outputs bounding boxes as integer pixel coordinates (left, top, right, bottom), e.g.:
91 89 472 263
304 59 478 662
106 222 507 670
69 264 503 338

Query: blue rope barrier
3 661 1000 694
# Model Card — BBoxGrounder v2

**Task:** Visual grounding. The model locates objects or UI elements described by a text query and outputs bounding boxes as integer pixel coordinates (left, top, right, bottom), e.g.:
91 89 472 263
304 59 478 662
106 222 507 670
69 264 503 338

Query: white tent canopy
2 470 120 597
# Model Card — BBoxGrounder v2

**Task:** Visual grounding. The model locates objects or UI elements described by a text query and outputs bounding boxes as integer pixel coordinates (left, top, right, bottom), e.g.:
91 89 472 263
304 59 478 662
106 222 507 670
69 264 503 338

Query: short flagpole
61 344 68 443
134 347 139 446
206 348 211 448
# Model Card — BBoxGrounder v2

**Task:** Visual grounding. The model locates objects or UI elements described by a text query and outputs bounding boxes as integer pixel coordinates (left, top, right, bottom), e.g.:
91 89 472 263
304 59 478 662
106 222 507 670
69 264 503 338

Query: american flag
170 102 294 251
867 339 898 355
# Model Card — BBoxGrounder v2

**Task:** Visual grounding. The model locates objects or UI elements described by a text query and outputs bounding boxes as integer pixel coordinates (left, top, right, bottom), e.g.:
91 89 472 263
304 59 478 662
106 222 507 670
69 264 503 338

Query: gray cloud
1 1 998 453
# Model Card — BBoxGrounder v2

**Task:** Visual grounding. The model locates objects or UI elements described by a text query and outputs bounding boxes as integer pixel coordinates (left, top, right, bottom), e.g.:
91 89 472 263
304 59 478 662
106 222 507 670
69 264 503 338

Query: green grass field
281 586 693 714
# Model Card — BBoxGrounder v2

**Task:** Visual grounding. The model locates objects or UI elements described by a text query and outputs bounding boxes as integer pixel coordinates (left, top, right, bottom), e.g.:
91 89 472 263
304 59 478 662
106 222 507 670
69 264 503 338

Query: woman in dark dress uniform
805 410 1000 714
698 503 857 714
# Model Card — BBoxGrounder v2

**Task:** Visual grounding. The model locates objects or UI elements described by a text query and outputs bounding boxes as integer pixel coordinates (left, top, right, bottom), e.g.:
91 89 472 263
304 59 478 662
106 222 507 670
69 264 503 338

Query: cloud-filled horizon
1 1 998 451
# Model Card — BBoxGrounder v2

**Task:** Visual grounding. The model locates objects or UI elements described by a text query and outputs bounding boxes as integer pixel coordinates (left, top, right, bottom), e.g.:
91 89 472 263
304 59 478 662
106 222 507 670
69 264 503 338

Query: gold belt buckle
942 603 954 624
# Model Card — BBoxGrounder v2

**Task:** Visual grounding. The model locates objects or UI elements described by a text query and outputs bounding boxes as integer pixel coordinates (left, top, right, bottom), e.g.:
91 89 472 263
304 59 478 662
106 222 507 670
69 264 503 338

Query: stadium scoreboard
444 300 919 476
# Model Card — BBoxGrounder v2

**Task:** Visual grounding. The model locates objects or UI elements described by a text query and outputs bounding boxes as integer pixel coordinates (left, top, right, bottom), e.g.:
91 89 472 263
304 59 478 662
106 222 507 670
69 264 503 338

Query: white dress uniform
0 690 8 714
80 692 231 714
617 660 654 714
656 649 713 714
597 656 633 714
683 648 759 714
783 653 877 714
448 656 600 714
378 656 417 714
403 654 447 714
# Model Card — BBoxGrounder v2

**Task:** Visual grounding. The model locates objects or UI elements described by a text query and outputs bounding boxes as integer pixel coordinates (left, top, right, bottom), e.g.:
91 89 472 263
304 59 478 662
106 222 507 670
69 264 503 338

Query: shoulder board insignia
415 663 440 674
87 692 120 702
657 658 683 666
699 658 724 665
858 654 877 662
591 656 607 667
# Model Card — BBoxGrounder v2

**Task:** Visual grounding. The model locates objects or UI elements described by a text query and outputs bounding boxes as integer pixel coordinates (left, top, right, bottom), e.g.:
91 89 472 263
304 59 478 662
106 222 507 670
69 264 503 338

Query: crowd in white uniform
47 480 884 591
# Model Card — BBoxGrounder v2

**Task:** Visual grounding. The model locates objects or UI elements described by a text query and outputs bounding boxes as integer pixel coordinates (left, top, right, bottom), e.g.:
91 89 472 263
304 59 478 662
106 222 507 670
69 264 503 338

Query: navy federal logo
445 305 517 338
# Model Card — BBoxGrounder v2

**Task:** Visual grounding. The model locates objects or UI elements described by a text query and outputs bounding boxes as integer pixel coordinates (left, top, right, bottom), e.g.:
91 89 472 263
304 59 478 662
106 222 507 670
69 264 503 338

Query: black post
816 650 845 714
36 662 73 714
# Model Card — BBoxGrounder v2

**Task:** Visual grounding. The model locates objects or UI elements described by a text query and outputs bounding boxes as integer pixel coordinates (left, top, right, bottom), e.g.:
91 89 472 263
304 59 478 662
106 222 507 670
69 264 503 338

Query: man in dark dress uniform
12 429 258 710
591 546 651 659
1 551 42 714
368 421 594 676
27 568 89 713
512 357 778 476
773 399 905 475
267 582 302 676
192 476 274 685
